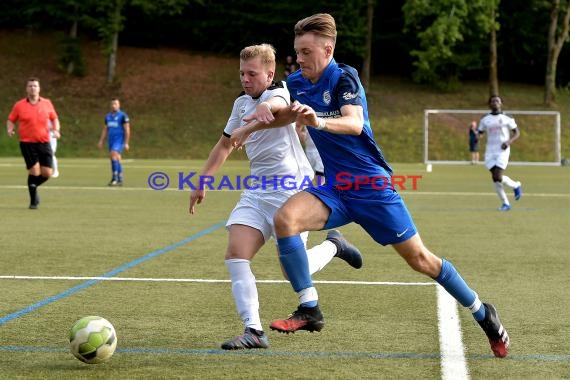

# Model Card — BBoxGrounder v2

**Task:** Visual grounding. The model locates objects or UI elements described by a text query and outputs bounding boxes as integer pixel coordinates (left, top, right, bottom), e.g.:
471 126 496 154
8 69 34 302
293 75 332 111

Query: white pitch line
0 275 435 286
437 285 469 380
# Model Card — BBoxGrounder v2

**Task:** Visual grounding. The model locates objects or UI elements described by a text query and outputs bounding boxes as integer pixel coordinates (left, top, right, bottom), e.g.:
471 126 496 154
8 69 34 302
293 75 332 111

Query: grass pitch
1 158 569 379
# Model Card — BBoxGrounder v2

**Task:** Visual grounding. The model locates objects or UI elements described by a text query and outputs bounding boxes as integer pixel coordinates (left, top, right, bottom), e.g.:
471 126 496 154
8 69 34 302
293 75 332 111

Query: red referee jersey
8 97 58 143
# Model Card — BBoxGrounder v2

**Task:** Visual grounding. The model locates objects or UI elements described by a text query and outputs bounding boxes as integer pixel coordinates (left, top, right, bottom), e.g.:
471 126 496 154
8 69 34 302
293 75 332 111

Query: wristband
316 118 327 130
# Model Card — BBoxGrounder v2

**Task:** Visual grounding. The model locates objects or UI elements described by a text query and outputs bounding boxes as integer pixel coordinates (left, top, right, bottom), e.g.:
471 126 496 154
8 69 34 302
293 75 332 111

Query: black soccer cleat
478 303 510 358
29 194 40 209
221 327 269 350
326 230 363 269
270 305 325 334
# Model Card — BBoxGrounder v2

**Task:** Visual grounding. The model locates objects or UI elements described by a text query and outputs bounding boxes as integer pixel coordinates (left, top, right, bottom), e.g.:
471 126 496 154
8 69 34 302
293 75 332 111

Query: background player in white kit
478 95 522 211
48 120 60 178
188 44 362 350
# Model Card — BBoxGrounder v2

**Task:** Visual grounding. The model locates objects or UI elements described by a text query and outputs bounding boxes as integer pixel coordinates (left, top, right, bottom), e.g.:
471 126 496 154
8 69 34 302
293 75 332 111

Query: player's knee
273 207 298 236
273 209 289 231
405 250 439 277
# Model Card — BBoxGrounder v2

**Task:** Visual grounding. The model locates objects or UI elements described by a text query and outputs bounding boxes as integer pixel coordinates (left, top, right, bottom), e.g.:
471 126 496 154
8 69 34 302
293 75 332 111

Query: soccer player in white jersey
48 120 60 178
478 95 522 211
188 44 362 350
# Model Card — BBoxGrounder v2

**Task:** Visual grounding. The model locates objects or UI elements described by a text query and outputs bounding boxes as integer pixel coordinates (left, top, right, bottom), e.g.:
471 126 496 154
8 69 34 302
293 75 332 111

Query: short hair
240 44 276 70
488 95 502 103
27 77 40 84
294 13 337 45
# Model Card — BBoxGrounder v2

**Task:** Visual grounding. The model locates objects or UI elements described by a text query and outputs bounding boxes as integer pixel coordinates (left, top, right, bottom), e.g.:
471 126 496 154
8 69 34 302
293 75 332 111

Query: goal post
424 109 561 166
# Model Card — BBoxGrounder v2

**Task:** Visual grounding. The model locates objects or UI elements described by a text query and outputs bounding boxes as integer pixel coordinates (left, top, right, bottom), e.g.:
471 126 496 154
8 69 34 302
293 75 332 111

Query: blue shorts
305 186 417 246
108 139 124 154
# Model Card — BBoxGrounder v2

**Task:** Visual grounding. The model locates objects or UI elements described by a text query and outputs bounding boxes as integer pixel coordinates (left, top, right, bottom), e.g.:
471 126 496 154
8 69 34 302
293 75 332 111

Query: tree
85 0 188 84
486 1 500 96
402 0 499 89
361 0 375 90
544 0 570 105
19 0 91 76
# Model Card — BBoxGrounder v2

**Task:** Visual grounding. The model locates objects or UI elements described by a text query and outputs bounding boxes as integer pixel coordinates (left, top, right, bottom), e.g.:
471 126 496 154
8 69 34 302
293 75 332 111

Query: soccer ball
69 316 117 364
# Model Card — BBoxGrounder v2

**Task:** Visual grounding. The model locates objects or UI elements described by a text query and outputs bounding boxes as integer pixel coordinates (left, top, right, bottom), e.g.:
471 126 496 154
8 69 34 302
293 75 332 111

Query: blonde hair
294 13 337 46
240 44 276 70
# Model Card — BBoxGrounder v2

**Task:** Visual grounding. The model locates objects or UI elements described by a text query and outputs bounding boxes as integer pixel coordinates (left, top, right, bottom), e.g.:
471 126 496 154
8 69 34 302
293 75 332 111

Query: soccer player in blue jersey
189 43 362 350
98 98 130 186
230 13 510 358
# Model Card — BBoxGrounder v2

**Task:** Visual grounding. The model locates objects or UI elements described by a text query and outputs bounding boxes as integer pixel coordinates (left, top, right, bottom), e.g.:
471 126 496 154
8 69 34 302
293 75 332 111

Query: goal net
424 109 561 166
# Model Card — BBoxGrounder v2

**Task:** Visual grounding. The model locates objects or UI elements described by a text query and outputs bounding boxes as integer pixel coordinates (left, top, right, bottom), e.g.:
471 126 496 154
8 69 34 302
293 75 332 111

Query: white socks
225 259 262 331
225 239 337 330
298 287 319 305
494 182 509 205
501 175 519 189
296 239 336 306
306 240 337 274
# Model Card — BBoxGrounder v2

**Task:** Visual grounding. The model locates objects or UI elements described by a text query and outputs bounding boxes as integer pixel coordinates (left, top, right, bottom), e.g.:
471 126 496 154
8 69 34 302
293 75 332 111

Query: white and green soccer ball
69 316 117 364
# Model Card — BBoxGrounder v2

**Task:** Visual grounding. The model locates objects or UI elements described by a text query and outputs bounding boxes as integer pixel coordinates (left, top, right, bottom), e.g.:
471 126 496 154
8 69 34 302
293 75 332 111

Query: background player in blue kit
230 13 510 358
98 98 131 186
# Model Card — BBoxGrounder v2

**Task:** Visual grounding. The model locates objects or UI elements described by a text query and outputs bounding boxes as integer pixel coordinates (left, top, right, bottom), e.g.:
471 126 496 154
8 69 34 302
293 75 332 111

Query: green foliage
58 35 86 76
326 0 369 60
1 31 569 161
403 0 498 86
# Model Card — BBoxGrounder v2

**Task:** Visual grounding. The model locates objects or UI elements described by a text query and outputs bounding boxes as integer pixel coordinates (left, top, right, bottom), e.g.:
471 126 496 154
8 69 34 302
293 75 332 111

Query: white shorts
226 190 308 245
50 136 57 154
485 150 510 170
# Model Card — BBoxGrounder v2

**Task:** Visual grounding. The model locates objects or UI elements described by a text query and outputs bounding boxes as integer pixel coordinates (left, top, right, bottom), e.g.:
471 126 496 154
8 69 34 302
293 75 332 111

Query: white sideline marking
437 285 469 380
0 275 434 286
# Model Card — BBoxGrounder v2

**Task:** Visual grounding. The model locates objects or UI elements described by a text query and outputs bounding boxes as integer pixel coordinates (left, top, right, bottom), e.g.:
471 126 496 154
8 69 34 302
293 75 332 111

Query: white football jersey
224 82 313 192
478 113 517 154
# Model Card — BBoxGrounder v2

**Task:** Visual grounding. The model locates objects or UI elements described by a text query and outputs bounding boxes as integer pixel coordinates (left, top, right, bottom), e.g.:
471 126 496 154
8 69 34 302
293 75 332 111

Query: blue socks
435 259 486 321
277 244 485 317
111 160 119 179
277 235 317 307
111 159 122 180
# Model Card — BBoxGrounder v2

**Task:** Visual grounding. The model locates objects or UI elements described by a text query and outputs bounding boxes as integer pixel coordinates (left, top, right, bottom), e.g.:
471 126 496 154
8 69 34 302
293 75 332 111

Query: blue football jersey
286 59 392 186
105 110 129 143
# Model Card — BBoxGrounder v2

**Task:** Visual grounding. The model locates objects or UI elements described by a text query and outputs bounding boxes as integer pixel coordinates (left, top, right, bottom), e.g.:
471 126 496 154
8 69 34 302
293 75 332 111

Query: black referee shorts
19 142 53 170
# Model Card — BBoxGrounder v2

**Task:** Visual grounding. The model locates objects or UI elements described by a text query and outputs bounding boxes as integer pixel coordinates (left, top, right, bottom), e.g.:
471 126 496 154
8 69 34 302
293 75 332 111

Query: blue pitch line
0 221 226 327
1 346 569 362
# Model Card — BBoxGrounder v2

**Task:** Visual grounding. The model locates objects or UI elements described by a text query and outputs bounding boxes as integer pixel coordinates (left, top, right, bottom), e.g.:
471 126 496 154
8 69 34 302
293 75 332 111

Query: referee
6 77 61 209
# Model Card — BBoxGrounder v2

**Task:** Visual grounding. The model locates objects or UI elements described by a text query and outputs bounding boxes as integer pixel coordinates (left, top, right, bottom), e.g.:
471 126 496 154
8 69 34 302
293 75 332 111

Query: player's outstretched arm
189 135 233 214
231 97 296 148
